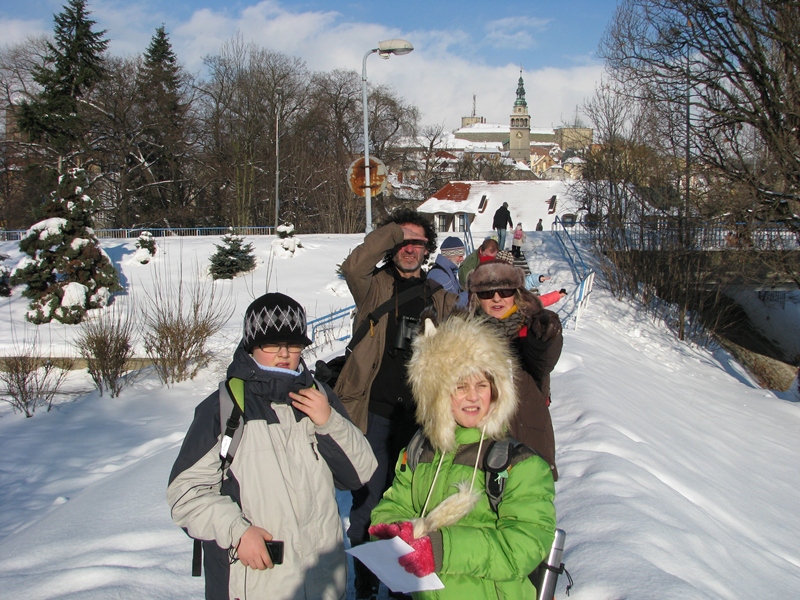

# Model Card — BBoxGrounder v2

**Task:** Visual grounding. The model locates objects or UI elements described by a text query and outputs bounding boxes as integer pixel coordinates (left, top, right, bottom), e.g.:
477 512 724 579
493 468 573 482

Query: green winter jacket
371 426 556 600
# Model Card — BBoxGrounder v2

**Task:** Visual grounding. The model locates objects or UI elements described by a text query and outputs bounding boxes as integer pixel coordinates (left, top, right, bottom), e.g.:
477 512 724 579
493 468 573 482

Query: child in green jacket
370 315 556 599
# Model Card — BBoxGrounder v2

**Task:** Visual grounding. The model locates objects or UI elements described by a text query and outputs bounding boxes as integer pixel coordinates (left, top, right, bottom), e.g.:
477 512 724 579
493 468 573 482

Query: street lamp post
362 39 413 233
275 87 282 232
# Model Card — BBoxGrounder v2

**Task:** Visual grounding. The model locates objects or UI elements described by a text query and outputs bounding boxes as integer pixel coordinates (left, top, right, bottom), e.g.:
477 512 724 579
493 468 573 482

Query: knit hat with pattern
439 236 465 258
242 292 312 352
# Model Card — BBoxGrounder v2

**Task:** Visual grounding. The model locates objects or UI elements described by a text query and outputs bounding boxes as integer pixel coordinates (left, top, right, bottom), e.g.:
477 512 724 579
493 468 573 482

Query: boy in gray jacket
168 292 377 600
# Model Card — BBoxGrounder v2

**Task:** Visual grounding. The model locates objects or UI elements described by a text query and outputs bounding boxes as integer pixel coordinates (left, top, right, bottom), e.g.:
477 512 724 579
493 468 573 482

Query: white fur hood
407 314 519 454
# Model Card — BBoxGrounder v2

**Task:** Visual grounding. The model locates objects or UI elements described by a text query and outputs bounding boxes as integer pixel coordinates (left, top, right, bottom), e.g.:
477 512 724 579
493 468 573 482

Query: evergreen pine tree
133 25 190 225
17 0 109 171
209 229 256 280
9 169 121 324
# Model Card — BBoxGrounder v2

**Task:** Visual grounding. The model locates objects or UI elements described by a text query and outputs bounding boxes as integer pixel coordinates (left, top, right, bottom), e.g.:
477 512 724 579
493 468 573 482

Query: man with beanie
335 208 457 599
168 293 377 600
492 201 514 250
427 236 468 307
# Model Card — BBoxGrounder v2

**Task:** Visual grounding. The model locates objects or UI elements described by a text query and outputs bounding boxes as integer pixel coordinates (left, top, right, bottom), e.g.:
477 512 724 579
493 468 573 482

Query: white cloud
0 19 49 47
6 1 603 134
484 17 551 50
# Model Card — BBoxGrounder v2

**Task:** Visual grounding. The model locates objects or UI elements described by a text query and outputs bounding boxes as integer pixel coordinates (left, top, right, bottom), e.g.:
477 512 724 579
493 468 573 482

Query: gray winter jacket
168 346 377 599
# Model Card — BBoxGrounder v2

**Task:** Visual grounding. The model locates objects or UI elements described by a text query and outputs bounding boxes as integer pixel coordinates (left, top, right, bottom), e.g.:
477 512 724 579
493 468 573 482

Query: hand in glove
530 313 558 341
368 521 414 544
398 535 435 577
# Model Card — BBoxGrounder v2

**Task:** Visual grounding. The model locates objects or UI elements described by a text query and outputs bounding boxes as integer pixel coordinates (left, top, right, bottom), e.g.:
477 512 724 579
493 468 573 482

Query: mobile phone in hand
265 540 284 565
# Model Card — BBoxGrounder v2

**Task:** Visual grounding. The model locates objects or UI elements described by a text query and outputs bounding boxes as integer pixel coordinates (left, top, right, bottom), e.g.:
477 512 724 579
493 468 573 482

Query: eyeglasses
475 288 516 300
258 343 305 354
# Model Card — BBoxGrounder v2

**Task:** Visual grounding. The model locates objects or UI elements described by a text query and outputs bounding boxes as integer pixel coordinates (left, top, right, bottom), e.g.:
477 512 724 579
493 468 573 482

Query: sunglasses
398 239 427 248
475 288 516 300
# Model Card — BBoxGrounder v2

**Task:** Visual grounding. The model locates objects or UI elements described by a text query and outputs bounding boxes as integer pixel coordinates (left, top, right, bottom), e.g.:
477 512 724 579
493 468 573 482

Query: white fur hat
406 314 519 454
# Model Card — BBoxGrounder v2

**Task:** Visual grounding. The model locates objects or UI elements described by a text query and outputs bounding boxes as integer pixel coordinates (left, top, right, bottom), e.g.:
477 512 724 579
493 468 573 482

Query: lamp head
377 39 414 58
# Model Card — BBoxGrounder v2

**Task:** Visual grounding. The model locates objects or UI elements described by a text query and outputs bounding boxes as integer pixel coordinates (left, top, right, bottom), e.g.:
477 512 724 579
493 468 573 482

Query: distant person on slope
492 202 514 250
511 222 526 259
535 218 544 231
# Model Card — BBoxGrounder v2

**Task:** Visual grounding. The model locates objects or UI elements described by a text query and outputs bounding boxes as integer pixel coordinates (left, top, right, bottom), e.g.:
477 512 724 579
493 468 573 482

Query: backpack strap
218 377 245 470
400 428 431 473
483 438 537 513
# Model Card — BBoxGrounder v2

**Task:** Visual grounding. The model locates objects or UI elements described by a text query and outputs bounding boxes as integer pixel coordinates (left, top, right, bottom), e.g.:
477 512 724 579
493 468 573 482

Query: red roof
433 182 471 201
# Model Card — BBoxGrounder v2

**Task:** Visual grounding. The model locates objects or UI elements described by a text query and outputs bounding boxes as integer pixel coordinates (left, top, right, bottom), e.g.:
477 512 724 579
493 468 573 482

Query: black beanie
242 293 312 352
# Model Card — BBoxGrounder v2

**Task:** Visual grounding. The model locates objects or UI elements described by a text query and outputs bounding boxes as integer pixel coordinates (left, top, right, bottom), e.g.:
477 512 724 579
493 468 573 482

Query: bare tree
600 0 800 231
198 36 308 228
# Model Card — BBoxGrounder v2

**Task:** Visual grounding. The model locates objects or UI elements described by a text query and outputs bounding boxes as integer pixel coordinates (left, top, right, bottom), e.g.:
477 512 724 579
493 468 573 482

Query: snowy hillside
0 231 799 599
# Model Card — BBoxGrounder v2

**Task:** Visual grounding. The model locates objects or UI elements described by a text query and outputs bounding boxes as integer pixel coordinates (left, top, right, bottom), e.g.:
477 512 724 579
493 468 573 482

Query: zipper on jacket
310 441 319 460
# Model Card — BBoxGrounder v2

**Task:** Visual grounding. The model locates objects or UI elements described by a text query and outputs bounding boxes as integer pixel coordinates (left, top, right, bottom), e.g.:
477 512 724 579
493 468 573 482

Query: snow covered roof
453 123 509 135
418 180 581 231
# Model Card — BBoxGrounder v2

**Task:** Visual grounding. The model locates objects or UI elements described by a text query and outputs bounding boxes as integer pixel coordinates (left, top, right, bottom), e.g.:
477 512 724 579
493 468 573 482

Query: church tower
509 70 531 163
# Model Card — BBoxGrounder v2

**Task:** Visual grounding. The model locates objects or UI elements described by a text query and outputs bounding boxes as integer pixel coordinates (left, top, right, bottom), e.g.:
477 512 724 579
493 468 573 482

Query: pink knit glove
398 535 435 577
368 521 414 544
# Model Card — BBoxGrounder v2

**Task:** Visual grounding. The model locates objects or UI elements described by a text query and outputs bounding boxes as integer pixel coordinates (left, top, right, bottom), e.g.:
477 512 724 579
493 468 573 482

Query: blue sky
1 0 620 130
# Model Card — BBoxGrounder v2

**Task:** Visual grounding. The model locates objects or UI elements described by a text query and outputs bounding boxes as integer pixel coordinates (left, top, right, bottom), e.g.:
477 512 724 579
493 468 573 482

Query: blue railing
553 216 591 280
308 305 356 347
552 216 595 330
1 226 276 242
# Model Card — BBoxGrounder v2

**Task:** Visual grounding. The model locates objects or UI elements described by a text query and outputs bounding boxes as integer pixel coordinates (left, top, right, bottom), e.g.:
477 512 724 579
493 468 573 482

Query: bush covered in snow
133 231 157 264
9 169 121 324
209 229 256 279
276 223 302 255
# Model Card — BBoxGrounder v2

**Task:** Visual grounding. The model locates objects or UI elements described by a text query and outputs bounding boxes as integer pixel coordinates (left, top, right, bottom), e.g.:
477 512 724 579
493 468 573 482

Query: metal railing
553 216 595 330
1 226 276 242
307 305 356 348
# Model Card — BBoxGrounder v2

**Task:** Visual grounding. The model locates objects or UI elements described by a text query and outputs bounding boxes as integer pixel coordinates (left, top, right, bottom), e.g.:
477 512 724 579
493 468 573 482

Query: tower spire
514 68 527 108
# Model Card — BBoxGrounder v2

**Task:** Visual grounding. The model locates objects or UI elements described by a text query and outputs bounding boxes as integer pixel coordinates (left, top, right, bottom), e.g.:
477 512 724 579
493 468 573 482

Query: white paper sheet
346 538 445 594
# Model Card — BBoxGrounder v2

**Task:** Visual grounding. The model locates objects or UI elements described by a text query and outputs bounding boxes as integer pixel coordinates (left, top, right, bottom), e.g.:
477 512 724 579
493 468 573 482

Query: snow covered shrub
0 337 73 417
209 229 256 279
276 223 302 254
76 302 136 397
0 265 10 297
133 231 157 264
9 169 121 324
276 223 294 239
142 260 233 385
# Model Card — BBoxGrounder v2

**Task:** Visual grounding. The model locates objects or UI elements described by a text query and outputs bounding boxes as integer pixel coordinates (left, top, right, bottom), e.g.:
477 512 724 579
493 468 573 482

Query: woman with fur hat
466 259 563 479
369 315 556 599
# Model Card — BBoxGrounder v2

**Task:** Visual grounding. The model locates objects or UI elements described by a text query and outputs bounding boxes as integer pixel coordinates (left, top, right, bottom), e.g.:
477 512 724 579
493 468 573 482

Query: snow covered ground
0 231 799 599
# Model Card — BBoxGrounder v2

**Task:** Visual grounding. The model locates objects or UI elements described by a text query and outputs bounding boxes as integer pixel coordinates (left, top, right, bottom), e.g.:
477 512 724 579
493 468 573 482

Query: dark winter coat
473 290 563 480
492 205 514 230
167 346 377 600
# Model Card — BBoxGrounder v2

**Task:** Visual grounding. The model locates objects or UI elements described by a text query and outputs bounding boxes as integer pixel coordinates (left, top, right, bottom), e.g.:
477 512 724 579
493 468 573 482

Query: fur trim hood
407 314 519 454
